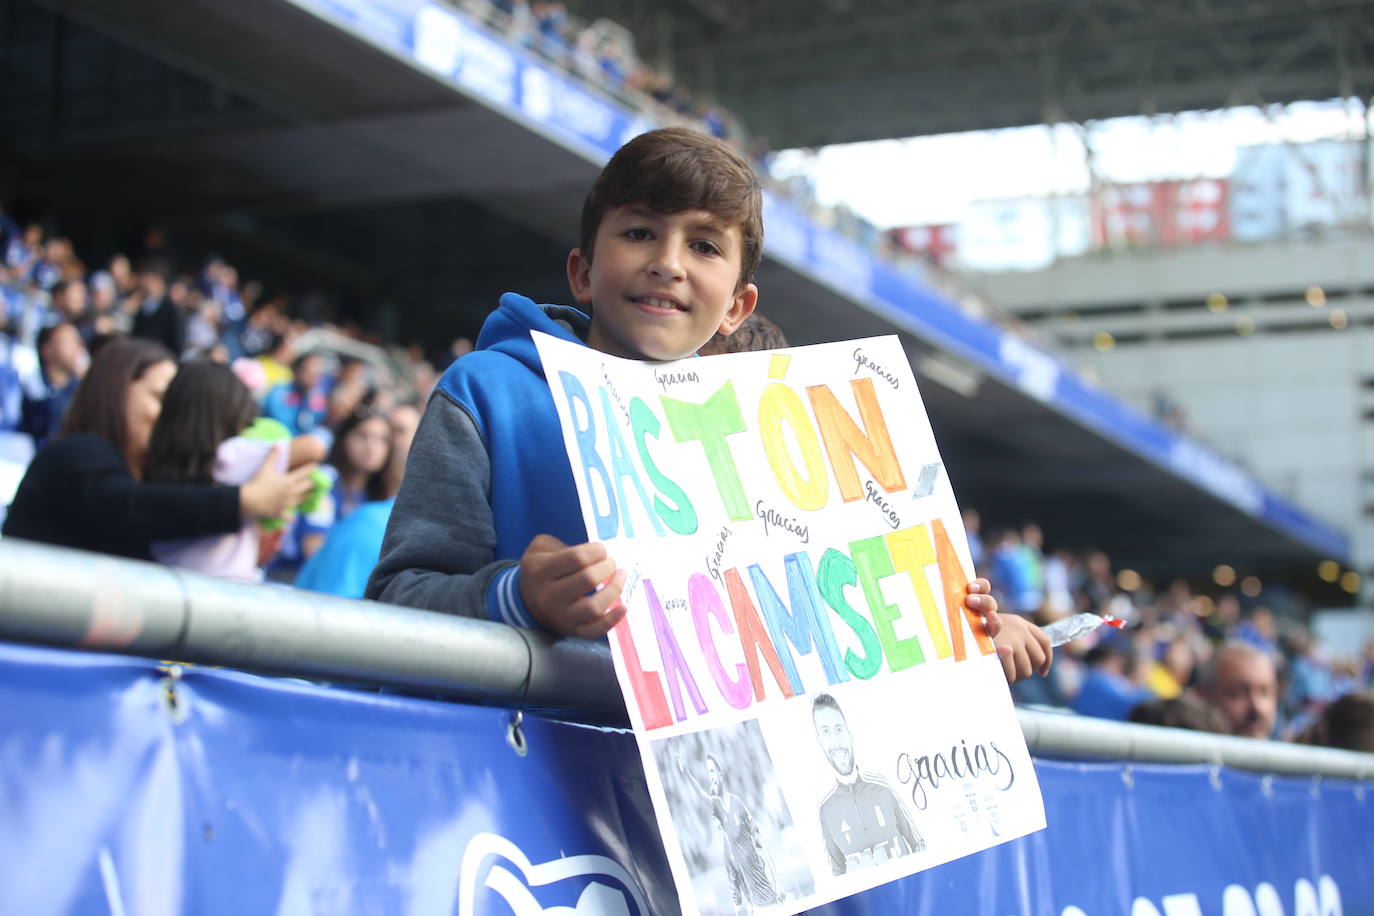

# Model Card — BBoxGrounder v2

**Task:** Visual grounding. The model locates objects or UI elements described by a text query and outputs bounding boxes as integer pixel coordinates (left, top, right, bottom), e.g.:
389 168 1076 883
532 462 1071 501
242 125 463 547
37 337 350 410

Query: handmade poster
534 332 1046 916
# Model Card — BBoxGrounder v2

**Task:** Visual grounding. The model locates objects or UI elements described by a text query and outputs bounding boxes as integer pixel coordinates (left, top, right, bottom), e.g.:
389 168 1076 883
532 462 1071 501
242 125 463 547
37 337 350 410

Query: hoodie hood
475 292 591 373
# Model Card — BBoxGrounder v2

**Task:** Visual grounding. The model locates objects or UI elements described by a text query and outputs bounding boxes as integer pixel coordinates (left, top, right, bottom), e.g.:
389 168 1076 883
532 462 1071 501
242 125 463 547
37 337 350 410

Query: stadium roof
573 0 1374 147
1 0 1355 597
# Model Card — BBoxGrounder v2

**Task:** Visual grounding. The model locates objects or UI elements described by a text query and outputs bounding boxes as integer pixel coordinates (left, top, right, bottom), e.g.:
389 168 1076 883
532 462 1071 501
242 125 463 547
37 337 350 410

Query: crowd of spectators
2 192 1369 762
0 215 437 598
966 509 1374 753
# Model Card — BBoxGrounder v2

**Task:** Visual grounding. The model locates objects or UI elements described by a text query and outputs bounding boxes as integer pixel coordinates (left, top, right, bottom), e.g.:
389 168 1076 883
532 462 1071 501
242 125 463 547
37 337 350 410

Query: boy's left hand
962 578 1052 683
993 615 1052 683
963 578 1001 639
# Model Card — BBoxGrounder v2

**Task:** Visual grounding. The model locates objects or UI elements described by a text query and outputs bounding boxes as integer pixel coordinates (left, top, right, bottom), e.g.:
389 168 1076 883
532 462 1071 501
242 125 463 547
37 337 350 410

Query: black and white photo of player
677 752 782 914
653 721 814 915
812 692 925 875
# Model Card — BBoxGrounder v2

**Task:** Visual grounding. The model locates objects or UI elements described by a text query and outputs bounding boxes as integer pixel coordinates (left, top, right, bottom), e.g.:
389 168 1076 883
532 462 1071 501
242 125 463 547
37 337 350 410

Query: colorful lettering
662 382 752 522
757 383 829 511
933 519 996 658
749 553 848 693
599 388 665 538
645 579 709 722
850 535 925 672
630 396 697 535
724 568 796 701
885 525 952 660
610 618 672 730
808 379 907 502
688 573 752 709
816 547 884 679
559 371 617 538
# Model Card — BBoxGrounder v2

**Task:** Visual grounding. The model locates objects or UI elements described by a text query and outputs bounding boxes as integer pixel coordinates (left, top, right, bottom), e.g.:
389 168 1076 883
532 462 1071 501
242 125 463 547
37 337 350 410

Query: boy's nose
646 243 686 280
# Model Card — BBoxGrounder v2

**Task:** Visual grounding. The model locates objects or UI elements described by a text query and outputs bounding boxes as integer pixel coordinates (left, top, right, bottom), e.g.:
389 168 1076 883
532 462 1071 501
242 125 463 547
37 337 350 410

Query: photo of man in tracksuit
812 692 925 875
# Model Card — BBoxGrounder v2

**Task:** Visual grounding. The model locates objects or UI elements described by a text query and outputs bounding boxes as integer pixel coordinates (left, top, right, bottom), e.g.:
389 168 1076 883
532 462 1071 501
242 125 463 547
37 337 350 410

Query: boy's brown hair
578 127 764 291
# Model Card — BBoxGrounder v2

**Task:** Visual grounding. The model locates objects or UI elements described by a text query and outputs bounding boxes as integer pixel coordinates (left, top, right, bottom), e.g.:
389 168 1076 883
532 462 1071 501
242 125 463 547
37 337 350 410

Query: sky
768 99 1373 229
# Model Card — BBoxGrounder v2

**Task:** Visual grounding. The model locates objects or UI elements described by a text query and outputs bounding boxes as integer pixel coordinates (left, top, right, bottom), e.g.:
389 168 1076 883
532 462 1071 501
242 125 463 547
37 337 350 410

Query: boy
367 128 1049 680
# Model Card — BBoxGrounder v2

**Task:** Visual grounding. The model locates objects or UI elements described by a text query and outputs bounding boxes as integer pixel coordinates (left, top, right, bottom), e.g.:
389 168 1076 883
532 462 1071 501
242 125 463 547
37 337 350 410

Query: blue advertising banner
1 642 1370 915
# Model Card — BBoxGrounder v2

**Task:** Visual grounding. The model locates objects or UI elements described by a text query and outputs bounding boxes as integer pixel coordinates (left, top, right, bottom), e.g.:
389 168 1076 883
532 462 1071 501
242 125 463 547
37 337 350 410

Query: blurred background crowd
0 216 448 596
966 509 1374 753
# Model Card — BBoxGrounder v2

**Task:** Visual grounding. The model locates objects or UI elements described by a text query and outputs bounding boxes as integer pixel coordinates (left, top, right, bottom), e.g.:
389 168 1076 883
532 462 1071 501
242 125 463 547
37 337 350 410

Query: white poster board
535 333 1045 916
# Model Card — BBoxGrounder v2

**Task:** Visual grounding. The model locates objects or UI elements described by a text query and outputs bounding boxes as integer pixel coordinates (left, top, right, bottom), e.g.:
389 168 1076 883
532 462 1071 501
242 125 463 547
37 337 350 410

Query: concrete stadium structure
978 235 1374 599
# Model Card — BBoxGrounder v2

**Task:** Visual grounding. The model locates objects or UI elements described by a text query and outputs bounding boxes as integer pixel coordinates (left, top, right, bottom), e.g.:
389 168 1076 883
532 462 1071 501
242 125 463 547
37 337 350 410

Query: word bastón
560 372 908 541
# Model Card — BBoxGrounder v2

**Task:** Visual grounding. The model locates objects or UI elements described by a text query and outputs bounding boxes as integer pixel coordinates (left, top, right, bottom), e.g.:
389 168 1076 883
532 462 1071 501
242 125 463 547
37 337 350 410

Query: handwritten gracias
555 349 996 732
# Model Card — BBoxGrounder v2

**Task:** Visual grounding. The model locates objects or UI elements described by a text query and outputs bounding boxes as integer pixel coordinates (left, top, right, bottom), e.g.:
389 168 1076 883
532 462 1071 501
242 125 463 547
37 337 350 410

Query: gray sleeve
365 391 511 618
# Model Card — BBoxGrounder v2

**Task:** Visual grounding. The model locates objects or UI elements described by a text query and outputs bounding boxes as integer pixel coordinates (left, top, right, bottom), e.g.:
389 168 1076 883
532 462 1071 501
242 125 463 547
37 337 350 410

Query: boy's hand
519 534 628 639
964 577 1001 640
992 613 1053 683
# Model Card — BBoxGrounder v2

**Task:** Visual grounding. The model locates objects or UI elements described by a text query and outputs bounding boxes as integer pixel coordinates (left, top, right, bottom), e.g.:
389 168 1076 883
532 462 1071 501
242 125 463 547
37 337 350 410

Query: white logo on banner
412 5 463 77
457 833 648 915
997 337 1060 402
520 67 555 122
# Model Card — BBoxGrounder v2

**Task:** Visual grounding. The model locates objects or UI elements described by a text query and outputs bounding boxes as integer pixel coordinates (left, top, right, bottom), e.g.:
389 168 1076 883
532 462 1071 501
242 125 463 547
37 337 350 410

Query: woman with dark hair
296 408 392 560
3 338 317 560
144 360 322 582
145 359 260 488
295 404 416 598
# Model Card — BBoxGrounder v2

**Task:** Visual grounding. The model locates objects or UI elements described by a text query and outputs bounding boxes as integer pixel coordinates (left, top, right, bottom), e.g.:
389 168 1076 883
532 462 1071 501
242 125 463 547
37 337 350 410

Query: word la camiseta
553 357 998 731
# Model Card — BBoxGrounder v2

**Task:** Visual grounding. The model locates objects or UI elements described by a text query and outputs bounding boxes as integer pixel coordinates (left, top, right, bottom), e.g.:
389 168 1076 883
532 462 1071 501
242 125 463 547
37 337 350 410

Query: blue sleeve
486 565 537 628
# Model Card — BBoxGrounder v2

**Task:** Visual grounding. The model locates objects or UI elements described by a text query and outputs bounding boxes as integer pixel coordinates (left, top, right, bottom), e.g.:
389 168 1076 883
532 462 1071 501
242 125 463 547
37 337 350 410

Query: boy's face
568 205 757 362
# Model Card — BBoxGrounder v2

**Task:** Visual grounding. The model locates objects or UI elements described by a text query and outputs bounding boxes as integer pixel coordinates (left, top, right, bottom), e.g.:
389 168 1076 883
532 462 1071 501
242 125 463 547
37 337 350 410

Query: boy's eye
624 227 652 241
691 240 721 256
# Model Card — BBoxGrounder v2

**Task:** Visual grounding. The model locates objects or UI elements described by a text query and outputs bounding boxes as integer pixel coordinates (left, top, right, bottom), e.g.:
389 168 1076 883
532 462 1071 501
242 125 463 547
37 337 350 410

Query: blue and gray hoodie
366 293 590 627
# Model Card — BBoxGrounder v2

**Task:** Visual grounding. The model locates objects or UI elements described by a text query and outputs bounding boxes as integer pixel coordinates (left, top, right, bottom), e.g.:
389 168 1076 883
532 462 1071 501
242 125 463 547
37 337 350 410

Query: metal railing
0 538 1370 779
0 538 621 716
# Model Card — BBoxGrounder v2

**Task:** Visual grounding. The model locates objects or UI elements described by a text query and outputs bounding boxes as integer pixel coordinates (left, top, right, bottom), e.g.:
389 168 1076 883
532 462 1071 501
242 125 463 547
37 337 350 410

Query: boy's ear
566 249 593 306
716 283 759 335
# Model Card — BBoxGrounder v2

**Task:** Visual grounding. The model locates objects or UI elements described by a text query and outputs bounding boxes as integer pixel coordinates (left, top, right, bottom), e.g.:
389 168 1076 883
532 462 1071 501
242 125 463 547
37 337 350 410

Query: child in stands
367 128 1049 681
145 360 323 582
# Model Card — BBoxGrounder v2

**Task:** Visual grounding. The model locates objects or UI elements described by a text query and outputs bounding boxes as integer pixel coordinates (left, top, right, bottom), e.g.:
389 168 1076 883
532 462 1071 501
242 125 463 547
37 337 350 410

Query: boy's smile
569 205 758 362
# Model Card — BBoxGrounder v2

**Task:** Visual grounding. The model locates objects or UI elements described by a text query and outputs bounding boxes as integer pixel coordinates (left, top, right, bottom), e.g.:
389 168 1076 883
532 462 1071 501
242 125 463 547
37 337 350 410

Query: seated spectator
48 279 89 334
1072 642 1152 721
295 404 416 599
3 338 315 559
1235 605 1279 657
255 330 296 391
962 508 985 574
20 322 87 448
130 262 184 355
0 336 28 433
1128 690 1230 733
294 407 392 563
1285 627 1337 729
262 351 329 436
86 270 121 338
697 312 788 355
1144 632 1195 700
989 527 1040 614
381 403 420 499
107 253 137 300
29 237 68 291
1199 641 1278 739
145 361 322 583
1295 692 1374 753
182 295 223 361
294 495 396 598
3 223 41 283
